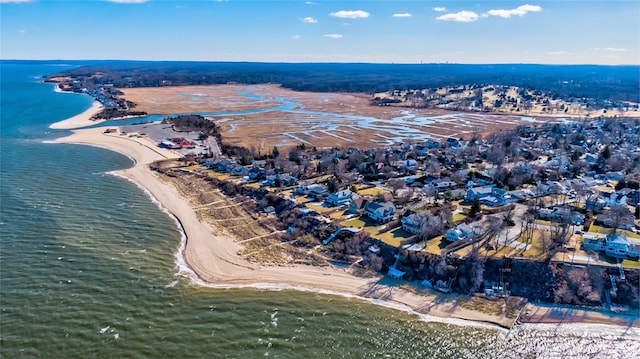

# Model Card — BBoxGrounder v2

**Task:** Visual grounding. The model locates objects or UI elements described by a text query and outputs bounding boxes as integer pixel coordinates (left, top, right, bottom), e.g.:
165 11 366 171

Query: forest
39 60 640 102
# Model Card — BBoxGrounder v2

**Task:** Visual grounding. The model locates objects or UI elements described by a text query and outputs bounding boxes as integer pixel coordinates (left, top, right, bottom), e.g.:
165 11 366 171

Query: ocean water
1 63 638 358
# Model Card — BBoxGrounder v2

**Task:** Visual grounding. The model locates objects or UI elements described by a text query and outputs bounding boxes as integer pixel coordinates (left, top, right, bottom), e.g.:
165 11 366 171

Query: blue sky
1 0 638 64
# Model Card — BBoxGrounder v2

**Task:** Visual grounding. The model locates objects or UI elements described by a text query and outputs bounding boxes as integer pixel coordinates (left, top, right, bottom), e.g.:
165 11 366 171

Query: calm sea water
1 63 638 358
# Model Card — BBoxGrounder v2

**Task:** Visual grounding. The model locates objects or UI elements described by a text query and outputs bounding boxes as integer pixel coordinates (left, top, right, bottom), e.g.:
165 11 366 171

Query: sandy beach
49 101 105 129
55 126 639 330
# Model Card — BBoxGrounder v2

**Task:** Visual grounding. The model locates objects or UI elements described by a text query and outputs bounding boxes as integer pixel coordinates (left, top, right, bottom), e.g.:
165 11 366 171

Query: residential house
231 166 250 177
465 187 493 202
248 167 266 180
445 138 460 148
595 212 635 231
401 211 422 234
209 159 234 173
398 159 418 171
297 183 329 197
326 189 354 207
348 195 369 215
364 201 396 224
446 224 477 242
585 196 607 211
430 177 458 191
625 190 639 206
602 192 627 207
606 171 625 181
583 233 640 260
465 186 513 207
538 207 584 225
262 174 297 187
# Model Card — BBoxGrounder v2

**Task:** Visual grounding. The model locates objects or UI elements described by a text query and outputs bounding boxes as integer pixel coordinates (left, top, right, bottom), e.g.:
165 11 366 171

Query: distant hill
38 61 640 102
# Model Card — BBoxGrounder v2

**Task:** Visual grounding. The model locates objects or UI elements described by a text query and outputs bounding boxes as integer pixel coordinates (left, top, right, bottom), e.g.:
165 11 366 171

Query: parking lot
119 122 220 156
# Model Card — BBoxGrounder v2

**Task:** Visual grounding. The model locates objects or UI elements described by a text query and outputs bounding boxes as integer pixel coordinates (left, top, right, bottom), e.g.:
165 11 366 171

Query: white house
364 201 396 224
297 184 329 197
401 212 422 234
446 224 477 242
326 189 354 207
583 233 640 260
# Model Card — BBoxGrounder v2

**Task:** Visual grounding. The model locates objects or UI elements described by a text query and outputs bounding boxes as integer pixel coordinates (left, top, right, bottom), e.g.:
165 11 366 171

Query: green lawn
340 218 367 228
358 187 390 197
424 236 447 255
374 227 413 247
305 202 338 214
588 224 640 239
452 213 466 224
329 210 349 220
621 259 640 268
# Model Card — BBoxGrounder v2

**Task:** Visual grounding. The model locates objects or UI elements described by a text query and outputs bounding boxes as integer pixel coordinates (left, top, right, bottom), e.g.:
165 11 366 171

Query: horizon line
1 59 640 67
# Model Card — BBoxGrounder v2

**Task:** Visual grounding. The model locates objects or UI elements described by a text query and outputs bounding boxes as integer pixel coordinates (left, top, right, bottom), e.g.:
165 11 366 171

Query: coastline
49 101 105 129
54 126 639 331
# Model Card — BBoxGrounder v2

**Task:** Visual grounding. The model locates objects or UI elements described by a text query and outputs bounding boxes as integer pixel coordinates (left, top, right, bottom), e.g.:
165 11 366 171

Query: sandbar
54 125 639 330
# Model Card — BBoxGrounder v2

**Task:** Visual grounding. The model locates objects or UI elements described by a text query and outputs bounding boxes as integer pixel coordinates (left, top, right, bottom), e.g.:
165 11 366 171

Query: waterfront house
583 233 640 260
364 201 396 224
401 211 422 234
446 224 476 242
387 266 405 279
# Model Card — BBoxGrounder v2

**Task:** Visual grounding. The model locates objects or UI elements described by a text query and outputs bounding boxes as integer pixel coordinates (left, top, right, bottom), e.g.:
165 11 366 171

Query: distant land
32 60 639 102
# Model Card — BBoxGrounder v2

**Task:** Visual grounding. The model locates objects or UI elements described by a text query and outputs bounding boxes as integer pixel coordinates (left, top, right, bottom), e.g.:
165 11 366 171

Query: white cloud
604 47 628 52
0 0 33 3
547 51 570 55
330 10 370 19
301 17 317 23
392 13 412 18
487 4 542 18
17 29 27 34
292 34 301 40
103 0 148 3
433 7 447 12
324 34 343 39
436 11 479 23
305 1 316 4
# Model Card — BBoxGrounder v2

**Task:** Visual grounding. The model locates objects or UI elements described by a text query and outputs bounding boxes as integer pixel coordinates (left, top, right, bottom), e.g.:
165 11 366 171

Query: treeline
162 114 220 140
46 61 640 102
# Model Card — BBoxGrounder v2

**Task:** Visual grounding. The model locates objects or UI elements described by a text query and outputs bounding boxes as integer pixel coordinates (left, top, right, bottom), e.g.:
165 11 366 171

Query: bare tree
387 178 405 197
609 204 632 233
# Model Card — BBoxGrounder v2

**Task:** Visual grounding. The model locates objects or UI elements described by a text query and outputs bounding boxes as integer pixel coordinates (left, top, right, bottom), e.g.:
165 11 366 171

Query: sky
1 0 638 64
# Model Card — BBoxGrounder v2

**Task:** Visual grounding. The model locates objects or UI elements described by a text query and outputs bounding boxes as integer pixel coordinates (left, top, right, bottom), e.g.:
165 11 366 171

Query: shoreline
49 101 105 129
53 125 639 331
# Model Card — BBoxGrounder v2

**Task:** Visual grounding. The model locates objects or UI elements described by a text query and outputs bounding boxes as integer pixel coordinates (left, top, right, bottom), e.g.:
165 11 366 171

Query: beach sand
55 126 639 330
49 101 105 129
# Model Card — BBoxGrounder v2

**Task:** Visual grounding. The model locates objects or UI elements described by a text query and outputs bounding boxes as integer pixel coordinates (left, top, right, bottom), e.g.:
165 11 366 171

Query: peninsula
50 62 640 329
